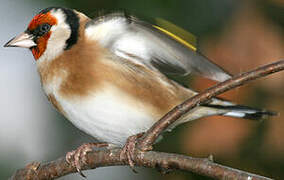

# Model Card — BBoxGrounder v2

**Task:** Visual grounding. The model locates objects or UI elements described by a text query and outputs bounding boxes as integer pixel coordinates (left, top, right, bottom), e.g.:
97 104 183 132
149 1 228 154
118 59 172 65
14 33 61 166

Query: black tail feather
203 104 278 121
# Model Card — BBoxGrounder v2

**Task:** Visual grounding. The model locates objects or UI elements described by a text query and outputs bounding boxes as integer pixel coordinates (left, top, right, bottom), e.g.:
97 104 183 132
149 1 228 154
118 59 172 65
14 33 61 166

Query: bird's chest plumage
36 39 188 145
50 84 156 146
37 56 184 146
39 73 155 145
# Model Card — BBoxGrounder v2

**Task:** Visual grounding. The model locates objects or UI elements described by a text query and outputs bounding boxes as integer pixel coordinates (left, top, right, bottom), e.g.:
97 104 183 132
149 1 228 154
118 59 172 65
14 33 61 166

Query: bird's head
4 7 80 61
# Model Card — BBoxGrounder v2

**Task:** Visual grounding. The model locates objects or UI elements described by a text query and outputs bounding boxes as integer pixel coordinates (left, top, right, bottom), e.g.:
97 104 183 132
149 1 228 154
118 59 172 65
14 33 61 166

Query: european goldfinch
4 7 275 173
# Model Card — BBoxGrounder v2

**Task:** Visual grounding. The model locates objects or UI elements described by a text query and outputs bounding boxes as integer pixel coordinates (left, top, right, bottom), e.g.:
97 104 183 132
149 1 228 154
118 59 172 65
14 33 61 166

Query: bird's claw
120 133 144 173
66 142 108 177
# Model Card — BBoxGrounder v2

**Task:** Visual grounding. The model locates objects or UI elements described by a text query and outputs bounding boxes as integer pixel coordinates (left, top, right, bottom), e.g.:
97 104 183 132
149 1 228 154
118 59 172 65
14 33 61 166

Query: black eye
40 24 51 34
35 24 51 36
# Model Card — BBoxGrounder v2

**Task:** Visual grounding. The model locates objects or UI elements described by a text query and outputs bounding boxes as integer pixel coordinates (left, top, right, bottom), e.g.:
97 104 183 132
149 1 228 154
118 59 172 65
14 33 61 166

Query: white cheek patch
37 9 71 63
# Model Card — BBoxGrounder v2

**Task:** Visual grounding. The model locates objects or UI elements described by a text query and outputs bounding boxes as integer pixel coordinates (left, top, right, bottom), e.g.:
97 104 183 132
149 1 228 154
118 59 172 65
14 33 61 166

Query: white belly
54 85 156 146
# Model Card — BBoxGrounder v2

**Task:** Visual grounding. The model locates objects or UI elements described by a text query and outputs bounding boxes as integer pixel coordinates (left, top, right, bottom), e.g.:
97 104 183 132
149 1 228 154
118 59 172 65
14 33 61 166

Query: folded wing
85 13 232 82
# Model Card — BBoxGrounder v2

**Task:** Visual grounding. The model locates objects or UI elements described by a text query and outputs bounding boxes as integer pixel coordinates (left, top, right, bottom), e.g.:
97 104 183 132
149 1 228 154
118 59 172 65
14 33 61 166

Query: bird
4 7 276 175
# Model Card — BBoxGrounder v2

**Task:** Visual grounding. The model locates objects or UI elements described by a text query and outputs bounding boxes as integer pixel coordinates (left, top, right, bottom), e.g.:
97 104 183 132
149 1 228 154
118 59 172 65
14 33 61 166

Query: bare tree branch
10 148 273 180
9 60 284 180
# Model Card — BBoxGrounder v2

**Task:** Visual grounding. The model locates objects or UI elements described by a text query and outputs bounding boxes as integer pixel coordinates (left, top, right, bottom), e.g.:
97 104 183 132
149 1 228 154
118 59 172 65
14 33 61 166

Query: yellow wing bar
153 18 197 51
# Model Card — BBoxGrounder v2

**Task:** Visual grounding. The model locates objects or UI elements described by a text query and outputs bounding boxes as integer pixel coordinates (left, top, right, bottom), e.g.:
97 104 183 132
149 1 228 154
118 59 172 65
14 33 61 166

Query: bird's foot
66 142 109 177
120 133 145 173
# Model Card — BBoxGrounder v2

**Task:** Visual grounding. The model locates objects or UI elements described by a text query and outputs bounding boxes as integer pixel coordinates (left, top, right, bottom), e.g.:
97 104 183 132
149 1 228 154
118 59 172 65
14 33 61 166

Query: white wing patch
85 17 154 65
85 17 128 47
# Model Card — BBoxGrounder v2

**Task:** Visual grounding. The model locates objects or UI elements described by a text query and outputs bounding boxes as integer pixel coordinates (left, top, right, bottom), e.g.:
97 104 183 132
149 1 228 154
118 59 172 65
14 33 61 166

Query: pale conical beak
4 32 36 48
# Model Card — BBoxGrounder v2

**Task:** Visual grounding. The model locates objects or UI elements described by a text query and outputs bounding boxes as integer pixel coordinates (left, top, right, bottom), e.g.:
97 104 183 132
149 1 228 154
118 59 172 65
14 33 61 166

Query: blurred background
0 0 283 179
